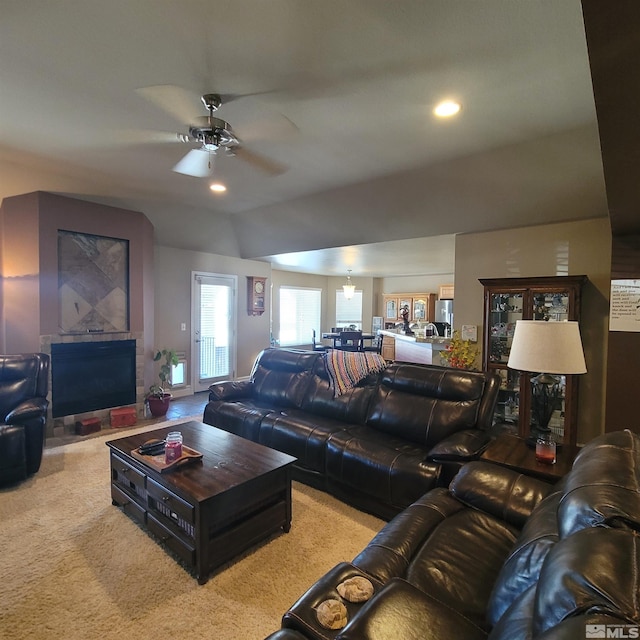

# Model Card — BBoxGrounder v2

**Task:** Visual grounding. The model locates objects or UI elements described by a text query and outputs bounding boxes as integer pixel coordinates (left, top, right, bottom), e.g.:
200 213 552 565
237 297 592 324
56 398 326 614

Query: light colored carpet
0 418 384 640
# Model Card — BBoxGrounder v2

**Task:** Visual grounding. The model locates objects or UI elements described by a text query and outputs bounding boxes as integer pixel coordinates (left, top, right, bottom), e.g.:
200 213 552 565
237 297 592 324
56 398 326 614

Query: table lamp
507 320 586 447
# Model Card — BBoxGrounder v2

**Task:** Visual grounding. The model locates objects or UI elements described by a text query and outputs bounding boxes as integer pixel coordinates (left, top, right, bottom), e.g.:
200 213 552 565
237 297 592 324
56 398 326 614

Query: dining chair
312 329 328 351
363 334 383 354
337 330 363 352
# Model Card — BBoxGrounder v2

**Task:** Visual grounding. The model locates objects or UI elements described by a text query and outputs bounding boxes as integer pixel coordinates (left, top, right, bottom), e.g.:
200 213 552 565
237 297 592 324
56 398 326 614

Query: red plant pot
147 393 171 417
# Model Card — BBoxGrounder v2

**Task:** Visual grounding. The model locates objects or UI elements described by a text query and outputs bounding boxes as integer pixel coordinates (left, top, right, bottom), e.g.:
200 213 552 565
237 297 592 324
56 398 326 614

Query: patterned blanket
324 350 387 397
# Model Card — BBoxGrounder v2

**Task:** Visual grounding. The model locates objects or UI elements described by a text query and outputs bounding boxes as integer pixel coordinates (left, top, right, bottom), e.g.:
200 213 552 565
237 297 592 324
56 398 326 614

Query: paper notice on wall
610 279 640 332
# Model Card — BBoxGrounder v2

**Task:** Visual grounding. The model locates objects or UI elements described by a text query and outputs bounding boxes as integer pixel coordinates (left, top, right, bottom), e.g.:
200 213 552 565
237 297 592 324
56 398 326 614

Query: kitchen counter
379 330 450 365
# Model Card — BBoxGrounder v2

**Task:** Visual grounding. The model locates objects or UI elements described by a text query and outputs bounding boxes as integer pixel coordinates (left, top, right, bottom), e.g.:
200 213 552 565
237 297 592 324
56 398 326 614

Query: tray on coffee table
130 444 203 473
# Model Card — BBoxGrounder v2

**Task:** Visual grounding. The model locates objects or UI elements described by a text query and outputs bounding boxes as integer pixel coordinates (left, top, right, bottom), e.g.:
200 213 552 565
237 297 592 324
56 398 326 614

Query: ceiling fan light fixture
343 270 355 300
209 183 226 193
434 100 461 118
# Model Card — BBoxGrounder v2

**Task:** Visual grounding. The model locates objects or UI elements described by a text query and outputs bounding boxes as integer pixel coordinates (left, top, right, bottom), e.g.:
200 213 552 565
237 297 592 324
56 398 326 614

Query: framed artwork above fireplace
58 230 130 333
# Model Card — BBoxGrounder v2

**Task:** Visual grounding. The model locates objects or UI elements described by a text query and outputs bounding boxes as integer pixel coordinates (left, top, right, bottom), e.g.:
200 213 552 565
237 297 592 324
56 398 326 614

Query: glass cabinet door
413 298 426 321
487 293 523 365
531 291 569 322
524 289 572 443
492 368 521 435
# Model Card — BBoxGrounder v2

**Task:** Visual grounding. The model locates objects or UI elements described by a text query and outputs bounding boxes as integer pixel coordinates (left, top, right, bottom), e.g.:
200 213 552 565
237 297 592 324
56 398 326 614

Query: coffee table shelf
106 420 296 584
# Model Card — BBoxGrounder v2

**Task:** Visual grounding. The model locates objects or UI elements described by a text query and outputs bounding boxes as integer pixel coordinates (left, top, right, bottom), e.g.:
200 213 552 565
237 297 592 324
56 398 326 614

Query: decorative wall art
58 230 130 333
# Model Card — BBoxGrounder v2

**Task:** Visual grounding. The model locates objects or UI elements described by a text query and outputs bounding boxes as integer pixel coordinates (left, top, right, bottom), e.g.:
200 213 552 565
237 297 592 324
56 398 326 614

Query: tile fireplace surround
40 332 145 438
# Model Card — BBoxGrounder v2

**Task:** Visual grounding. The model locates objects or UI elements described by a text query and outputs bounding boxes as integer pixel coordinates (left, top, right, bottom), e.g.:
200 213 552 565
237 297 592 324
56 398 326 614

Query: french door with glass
192 272 237 392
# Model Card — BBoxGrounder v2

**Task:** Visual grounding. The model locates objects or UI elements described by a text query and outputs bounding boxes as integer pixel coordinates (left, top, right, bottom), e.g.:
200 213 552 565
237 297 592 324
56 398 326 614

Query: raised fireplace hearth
41 332 144 435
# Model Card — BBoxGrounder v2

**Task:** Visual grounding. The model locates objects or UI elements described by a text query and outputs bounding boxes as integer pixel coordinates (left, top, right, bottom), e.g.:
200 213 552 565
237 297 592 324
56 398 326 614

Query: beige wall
154 246 272 382
0 192 154 359
454 217 611 444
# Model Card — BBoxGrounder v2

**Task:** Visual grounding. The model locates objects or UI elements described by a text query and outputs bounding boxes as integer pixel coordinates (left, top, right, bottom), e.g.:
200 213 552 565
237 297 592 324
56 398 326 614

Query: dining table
321 331 376 349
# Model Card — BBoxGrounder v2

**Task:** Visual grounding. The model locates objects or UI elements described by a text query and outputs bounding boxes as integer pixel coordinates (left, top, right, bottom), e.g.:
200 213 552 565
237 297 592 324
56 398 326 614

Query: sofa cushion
352 488 466 582
0 355 45 420
251 349 321 409
203 399 279 441
325 425 441 513
486 488 562 627
558 429 640 538
405 508 519 627
450 461 552 530
533 527 640 636
365 364 491 447
258 409 350 473
300 357 377 424
487 584 536 640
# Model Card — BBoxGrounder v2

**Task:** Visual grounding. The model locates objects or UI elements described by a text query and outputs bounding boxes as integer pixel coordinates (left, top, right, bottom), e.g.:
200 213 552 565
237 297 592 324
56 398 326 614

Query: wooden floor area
45 391 210 448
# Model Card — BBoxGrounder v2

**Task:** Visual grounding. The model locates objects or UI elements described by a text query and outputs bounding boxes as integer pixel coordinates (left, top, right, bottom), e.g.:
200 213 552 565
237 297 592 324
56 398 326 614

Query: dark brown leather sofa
265 429 640 639
203 348 500 520
0 353 50 487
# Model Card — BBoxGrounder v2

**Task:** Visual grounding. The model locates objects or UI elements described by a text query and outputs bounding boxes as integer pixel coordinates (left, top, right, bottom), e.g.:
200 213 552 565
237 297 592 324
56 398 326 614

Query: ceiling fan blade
136 85 202 124
111 129 183 145
172 148 215 177
232 111 299 143
232 146 288 176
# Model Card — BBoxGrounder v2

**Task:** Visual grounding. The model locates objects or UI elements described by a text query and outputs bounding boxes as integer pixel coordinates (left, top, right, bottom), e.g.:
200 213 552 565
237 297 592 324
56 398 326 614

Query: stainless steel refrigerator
435 300 454 332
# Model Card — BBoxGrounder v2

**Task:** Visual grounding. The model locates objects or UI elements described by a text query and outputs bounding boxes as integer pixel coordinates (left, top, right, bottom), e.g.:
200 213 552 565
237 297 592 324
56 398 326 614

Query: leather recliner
265 429 640 639
0 353 50 487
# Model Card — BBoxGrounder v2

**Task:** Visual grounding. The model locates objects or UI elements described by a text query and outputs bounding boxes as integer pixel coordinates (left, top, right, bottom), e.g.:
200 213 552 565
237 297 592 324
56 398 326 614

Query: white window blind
279 286 321 346
336 290 363 329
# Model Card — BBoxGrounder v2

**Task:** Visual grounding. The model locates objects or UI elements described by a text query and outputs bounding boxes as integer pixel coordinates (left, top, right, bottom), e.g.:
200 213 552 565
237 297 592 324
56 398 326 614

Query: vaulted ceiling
0 1 607 275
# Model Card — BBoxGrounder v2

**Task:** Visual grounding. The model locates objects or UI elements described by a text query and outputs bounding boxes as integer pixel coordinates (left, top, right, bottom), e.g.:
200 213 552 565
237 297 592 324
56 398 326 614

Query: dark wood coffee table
106 420 296 584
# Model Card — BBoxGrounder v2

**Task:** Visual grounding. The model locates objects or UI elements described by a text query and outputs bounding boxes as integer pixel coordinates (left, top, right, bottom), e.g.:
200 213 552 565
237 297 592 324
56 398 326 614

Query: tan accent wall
454 217 611 443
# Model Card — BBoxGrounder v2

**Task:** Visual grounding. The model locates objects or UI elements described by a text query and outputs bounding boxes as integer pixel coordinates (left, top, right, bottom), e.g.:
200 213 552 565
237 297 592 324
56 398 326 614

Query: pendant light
343 270 355 300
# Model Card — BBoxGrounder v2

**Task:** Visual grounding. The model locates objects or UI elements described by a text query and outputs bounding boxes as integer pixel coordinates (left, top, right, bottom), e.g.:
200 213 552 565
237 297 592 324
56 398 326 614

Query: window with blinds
279 286 322 347
336 290 363 329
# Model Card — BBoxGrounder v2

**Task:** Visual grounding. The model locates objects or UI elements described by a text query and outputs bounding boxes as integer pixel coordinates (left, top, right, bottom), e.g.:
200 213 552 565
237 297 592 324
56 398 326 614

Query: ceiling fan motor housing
188 115 238 150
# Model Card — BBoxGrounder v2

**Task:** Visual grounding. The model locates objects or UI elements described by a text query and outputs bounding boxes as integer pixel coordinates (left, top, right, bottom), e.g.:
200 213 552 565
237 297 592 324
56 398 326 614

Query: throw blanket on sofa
324 350 387 397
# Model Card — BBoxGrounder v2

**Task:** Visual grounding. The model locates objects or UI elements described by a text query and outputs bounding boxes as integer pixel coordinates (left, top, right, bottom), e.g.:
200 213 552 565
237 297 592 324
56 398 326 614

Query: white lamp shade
507 320 587 374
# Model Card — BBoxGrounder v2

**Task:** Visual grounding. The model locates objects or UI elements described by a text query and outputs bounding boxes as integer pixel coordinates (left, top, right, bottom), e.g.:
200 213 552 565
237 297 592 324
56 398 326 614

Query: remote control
139 439 166 455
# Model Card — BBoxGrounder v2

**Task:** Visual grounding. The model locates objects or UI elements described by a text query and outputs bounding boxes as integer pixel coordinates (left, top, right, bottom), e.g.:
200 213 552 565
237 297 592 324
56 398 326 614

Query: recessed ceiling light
209 183 227 193
434 100 461 118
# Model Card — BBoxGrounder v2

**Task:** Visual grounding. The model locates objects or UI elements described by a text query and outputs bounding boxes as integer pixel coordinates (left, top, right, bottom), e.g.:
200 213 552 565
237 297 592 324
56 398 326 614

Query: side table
480 433 580 482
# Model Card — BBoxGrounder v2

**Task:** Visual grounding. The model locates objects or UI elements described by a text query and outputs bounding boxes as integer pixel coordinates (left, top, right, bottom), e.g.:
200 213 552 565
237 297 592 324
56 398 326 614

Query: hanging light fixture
343 270 355 300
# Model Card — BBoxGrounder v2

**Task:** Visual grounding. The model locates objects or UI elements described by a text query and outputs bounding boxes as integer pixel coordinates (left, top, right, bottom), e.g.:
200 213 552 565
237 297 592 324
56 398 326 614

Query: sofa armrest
282 563 385 640
449 461 553 529
5 397 48 424
427 429 492 461
336 579 488 640
208 380 253 401
263 631 310 640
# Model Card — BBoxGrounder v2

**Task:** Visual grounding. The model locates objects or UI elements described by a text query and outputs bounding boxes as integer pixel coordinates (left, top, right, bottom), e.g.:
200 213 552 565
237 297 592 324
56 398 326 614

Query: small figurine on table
401 305 414 335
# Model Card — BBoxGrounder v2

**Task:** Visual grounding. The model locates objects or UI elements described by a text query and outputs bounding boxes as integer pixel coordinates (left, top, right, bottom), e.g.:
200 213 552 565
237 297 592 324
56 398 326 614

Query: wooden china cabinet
479 276 587 447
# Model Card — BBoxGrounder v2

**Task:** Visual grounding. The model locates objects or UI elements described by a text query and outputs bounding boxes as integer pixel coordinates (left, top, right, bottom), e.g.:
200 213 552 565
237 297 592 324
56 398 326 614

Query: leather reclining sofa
203 348 500 520
265 429 640 640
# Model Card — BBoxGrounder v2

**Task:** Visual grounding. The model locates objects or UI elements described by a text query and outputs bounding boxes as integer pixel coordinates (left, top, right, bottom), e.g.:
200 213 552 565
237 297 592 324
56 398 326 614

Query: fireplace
51 340 137 418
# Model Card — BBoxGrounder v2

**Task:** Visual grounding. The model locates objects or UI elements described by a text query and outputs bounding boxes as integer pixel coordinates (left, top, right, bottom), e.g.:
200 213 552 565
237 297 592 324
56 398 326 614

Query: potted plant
439 330 479 370
146 348 179 417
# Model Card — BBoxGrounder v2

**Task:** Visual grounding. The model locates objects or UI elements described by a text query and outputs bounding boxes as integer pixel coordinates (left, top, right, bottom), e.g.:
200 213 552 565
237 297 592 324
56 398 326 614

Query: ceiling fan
135 85 294 177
